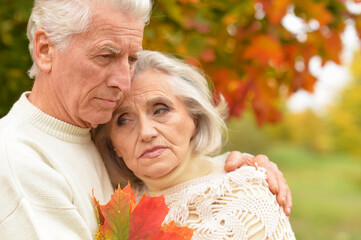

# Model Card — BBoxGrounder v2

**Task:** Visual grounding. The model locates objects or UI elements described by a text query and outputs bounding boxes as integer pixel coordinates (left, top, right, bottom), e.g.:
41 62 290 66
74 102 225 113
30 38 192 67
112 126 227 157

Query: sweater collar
16 92 91 143
137 152 214 195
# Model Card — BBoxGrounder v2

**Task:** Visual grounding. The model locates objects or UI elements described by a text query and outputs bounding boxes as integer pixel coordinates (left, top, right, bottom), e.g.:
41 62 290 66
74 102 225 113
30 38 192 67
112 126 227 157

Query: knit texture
0 92 114 240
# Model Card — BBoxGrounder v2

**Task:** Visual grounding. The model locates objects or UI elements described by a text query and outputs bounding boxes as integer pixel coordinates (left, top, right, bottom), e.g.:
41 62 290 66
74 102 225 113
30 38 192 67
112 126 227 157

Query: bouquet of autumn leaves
92 184 194 240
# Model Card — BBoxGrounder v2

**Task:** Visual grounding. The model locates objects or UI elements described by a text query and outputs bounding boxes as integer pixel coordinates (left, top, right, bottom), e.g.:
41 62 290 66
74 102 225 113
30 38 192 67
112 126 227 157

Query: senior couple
0 0 294 239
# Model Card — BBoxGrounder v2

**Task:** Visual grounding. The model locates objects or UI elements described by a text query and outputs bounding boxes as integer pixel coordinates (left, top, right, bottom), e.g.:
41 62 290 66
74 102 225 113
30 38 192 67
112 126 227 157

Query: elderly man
0 0 291 239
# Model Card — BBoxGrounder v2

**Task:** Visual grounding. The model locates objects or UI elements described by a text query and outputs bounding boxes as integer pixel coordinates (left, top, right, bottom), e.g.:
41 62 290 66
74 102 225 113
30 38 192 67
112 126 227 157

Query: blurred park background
1 0 360 239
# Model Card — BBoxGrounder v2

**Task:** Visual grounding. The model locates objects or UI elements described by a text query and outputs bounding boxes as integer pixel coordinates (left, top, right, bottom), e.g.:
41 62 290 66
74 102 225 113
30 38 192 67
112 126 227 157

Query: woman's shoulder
163 166 295 239
161 165 269 203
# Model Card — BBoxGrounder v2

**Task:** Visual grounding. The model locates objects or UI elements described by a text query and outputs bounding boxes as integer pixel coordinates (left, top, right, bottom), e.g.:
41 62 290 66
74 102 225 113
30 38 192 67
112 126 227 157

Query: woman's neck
137 153 214 195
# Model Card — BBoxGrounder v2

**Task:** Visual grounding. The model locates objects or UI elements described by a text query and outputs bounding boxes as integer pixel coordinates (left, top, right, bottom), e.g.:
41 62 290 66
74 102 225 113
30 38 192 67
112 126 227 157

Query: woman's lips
140 146 167 158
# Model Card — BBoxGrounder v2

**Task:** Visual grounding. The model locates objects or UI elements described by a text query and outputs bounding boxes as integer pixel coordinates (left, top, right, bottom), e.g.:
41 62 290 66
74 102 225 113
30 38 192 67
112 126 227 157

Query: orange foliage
144 0 357 125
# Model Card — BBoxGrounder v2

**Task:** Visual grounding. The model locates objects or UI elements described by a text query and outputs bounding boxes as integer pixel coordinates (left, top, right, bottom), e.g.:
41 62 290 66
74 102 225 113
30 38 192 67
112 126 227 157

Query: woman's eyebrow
146 96 174 107
113 106 130 117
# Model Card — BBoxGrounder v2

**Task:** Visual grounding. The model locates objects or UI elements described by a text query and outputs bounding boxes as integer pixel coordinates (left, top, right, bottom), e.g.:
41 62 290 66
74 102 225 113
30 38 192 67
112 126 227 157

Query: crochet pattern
159 166 296 240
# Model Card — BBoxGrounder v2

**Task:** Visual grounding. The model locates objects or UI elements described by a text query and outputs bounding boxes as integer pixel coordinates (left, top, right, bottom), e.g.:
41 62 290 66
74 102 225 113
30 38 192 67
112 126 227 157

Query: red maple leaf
93 184 194 240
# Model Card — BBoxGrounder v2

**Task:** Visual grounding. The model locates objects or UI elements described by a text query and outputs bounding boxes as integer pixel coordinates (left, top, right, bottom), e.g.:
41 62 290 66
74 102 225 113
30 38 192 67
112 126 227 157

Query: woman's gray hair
134 50 229 157
92 50 229 188
27 0 152 78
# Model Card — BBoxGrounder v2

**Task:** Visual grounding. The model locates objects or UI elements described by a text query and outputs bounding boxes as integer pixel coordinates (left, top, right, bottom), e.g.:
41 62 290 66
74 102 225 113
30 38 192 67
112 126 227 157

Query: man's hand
224 151 292 216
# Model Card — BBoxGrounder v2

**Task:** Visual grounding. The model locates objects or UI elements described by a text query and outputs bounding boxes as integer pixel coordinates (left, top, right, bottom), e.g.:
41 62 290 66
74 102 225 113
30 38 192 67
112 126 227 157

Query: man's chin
87 112 113 128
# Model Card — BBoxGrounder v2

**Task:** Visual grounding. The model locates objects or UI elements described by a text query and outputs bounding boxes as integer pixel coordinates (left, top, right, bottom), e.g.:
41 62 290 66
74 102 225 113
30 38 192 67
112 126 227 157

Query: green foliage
223 111 272 155
265 109 333 153
267 146 361 240
326 51 361 156
0 0 33 117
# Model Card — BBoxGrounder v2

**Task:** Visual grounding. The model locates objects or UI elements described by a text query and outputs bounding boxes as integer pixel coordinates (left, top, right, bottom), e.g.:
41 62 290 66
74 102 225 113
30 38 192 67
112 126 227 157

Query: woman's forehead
131 70 173 94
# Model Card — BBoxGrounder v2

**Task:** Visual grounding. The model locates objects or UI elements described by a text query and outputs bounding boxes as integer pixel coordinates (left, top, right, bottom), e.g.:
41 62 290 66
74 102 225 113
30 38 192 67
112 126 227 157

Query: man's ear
33 29 54 73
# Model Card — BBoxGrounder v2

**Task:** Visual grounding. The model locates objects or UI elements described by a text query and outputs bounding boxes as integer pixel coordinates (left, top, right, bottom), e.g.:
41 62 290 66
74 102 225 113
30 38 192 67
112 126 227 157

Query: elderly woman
93 50 295 239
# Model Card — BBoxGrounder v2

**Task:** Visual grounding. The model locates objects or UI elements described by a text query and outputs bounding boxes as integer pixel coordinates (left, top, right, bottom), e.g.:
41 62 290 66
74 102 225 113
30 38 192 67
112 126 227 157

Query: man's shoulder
0 129 75 221
0 116 40 159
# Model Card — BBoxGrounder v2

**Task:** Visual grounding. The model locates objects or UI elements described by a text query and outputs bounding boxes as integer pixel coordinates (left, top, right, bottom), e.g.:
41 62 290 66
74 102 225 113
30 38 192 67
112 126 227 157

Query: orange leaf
259 0 292 24
252 94 282 126
200 48 216 62
93 185 136 239
122 183 137 212
244 34 284 67
161 221 194 239
94 185 193 239
128 194 169 239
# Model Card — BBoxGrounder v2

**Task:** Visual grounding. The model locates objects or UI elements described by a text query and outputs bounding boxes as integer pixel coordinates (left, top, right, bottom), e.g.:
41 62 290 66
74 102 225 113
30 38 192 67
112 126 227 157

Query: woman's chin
143 167 174 179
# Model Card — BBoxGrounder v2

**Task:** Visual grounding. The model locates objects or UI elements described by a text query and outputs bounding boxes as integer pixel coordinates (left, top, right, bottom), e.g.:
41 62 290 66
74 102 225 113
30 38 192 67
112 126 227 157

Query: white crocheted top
156 166 296 240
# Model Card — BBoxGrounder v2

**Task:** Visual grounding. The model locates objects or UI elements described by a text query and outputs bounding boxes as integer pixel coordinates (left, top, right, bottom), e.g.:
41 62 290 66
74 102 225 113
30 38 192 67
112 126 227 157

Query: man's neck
29 75 80 127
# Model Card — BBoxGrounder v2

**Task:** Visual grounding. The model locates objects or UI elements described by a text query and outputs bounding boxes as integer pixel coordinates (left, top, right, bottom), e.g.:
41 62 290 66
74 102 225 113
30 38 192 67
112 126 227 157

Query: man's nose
106 57 132 92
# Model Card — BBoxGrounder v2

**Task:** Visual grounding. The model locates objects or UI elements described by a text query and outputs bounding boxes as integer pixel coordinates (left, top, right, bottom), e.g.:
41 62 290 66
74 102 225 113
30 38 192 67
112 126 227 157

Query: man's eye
101 54 111 59
129 56 138 63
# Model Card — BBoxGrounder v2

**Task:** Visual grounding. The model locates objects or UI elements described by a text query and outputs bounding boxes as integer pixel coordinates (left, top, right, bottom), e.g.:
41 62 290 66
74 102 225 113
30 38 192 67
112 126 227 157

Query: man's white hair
27 0 152 78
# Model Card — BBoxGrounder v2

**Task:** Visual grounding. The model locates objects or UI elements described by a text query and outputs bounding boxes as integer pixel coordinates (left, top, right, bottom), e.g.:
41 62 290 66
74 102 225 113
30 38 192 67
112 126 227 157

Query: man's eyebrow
133 51 142 57
100 45 121 54
98 47 142 57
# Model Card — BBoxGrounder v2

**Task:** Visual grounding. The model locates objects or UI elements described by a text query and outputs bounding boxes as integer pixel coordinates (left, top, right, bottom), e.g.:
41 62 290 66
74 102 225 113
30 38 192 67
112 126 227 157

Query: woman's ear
192 118 198 138
108 138 122 158
33 29 54 73
113 147 122 158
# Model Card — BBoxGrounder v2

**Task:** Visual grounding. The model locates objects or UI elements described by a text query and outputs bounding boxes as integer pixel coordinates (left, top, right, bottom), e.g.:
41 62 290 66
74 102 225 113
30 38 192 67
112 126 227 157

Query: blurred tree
1 0 360 126
0 0 33 116
144 0 358 125
223 110 272 155
326 51 361 157
261 51 361 158
265 109 332 153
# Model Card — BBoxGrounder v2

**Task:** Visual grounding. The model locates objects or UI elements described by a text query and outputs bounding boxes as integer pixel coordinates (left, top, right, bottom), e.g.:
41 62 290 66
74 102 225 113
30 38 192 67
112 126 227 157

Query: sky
282 2 361 113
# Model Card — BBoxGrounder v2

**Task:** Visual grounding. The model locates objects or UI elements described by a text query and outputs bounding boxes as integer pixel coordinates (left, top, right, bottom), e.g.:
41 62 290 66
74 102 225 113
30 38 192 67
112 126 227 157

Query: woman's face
108 70 196 179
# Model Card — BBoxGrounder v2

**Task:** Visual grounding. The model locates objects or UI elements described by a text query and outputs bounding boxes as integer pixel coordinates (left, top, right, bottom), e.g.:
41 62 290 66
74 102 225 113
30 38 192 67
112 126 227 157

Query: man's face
50 6 144 128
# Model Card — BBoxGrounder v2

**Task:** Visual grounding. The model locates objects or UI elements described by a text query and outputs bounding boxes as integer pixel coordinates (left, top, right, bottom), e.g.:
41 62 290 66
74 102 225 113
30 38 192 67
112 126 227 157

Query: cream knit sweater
139 154 296 240
0 92 114 240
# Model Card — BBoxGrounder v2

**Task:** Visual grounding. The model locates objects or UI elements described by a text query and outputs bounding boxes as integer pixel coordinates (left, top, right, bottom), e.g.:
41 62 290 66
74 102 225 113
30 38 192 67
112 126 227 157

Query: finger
284 188 293 216
265 170 280 195
253 154 272 168
224 151 244 172
239 154 255 168
276 175 287 209
254 155 279 194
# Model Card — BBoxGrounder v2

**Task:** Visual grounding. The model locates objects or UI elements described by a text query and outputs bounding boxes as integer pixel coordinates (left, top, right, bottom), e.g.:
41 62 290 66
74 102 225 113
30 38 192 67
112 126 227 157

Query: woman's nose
139 118 158 142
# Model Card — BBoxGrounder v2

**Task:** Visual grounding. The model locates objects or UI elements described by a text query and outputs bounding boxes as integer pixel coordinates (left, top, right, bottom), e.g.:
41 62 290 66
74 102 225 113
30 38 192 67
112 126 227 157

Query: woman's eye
117 116 128 126
154 106 169 115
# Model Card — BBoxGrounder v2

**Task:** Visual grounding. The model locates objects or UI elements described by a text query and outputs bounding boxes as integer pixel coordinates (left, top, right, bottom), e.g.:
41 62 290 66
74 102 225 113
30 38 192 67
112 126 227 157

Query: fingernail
282 196 286 203
286 208 291 214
